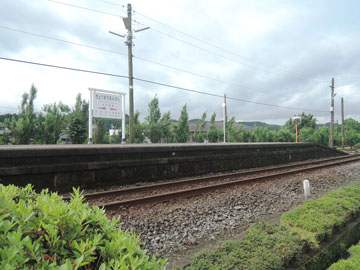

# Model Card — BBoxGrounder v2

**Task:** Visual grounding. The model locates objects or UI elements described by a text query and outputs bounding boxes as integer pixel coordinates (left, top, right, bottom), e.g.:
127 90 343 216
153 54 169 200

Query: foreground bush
0 184 166 270
182 185 360 270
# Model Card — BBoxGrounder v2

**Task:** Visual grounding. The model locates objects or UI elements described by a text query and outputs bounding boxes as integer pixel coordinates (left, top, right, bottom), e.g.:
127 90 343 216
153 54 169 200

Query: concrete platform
0 143 346 192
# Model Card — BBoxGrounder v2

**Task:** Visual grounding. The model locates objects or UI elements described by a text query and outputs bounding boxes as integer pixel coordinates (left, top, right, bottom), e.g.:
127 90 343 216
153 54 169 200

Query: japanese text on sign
92 92 122 119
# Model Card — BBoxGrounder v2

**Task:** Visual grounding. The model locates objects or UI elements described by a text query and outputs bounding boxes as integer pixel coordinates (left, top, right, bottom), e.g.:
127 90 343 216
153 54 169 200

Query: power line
0 56 328 113
48 0 123 18
0 57 128 79
48 0 321 83
0 25 267 92
90 0 124 7
47 0 271 72
147 26 265 71
0 26 128 57
133 9 274 69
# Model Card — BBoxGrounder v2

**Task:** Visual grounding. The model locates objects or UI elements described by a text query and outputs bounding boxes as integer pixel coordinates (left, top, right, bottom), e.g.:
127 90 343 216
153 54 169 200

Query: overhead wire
133 10 274 69
49 0 338 86
0 57 328 113
48 0 123 18
90 0 125 8
0 26 128 57
145 26 266 71
48 0 275 72
0 25 271 92
90 0 293 72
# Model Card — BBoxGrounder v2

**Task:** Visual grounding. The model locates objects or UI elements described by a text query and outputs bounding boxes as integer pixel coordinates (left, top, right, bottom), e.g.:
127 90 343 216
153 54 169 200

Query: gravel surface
110 161 360 269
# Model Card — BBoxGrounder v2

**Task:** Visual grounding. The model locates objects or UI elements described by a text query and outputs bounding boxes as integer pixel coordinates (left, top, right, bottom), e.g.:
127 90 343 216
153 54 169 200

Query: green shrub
182 185 360 270
281 187 360 248
184 221 303 270
328 245 360 269
0 184 166 270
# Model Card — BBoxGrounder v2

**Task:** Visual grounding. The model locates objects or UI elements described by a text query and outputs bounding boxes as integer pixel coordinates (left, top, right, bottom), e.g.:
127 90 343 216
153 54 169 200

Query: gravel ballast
112 162 360 269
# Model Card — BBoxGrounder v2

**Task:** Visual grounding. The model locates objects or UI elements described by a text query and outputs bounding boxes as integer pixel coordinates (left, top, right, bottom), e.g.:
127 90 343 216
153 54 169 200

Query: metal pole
88 89 93 144
127 3 135 143
121 94 126 143
329 78 335 148
341 97 344 148
296 123 298 143
222 99 226 143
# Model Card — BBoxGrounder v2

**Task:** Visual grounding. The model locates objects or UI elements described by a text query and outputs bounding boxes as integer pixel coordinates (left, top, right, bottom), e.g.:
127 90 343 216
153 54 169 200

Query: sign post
88 88 126 144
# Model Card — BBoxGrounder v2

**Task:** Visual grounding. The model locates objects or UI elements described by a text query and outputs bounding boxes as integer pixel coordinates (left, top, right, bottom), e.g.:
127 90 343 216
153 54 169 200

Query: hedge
328 244 360 269
0 184 166 270
181 184 360 270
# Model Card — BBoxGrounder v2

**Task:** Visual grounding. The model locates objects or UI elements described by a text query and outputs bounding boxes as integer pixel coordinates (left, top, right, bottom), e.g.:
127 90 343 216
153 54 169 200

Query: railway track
63 154 360 210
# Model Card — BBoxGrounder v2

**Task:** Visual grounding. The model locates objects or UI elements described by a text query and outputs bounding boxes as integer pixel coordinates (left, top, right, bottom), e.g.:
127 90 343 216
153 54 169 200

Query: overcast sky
0 0 359 125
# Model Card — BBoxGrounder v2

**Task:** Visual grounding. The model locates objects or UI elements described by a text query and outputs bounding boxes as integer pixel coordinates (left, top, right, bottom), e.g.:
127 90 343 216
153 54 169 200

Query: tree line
1 85 360 147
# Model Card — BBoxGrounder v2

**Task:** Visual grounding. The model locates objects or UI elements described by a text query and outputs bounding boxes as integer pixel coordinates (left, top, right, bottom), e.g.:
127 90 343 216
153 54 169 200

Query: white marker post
88 88 126 144
303 179 311 200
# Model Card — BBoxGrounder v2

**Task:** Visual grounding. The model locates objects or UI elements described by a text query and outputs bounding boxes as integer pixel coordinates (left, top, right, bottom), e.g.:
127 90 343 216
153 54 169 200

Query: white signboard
93 92 122 119
88 88 126 144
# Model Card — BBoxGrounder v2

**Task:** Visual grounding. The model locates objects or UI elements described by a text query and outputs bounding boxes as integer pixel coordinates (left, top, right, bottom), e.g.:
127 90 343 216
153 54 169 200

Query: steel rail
63 154 356 202
74 154 360 210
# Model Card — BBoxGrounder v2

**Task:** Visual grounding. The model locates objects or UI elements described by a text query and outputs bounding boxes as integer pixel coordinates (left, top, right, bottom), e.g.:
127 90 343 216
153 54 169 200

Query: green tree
344 127 360 149
236 126 252 142
276 129 295 142
38 102 70 144
194 112 207 143
68 94 88 144
252 127 276 142
284 113 316 133
9 84 38 144
145 95 163 143
68 117 87 144
207 112 219 143
299 127 315 142
312 126 330 145
134 111 146 143
0 125 10 145
344 118 360 132
226 117 238 142
160 111 174 143
175 104 190 143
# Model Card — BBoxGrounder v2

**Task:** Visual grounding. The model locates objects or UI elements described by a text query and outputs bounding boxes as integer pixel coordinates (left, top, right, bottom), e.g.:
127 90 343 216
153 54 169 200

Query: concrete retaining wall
0 143 346 192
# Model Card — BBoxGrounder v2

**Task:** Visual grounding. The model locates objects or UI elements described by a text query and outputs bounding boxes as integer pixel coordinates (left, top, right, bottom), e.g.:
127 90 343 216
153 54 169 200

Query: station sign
88 88 126 144
93 92 122 119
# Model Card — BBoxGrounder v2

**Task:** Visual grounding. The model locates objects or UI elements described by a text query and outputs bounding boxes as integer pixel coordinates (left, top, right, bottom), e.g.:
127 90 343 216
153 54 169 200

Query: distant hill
237 121 282 131
188 119 200 123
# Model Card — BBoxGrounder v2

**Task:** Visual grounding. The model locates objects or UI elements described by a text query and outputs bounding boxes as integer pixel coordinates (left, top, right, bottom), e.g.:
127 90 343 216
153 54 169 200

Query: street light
222 102 226 143
292 116 301 143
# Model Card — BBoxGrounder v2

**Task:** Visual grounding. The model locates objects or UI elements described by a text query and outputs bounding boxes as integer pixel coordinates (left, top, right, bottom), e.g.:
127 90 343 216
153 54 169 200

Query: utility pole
222 94 227 143
224 94 227 142
109 4 149 143
341 97 345 149
126 3 135 143
329 78 335 148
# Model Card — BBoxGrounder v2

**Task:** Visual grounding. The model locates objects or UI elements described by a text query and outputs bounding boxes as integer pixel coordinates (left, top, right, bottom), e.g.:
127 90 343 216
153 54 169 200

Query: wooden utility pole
341 97 345 148
329 78 335 148
109 4 149 143
222 94 227 143
126 3 135 143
